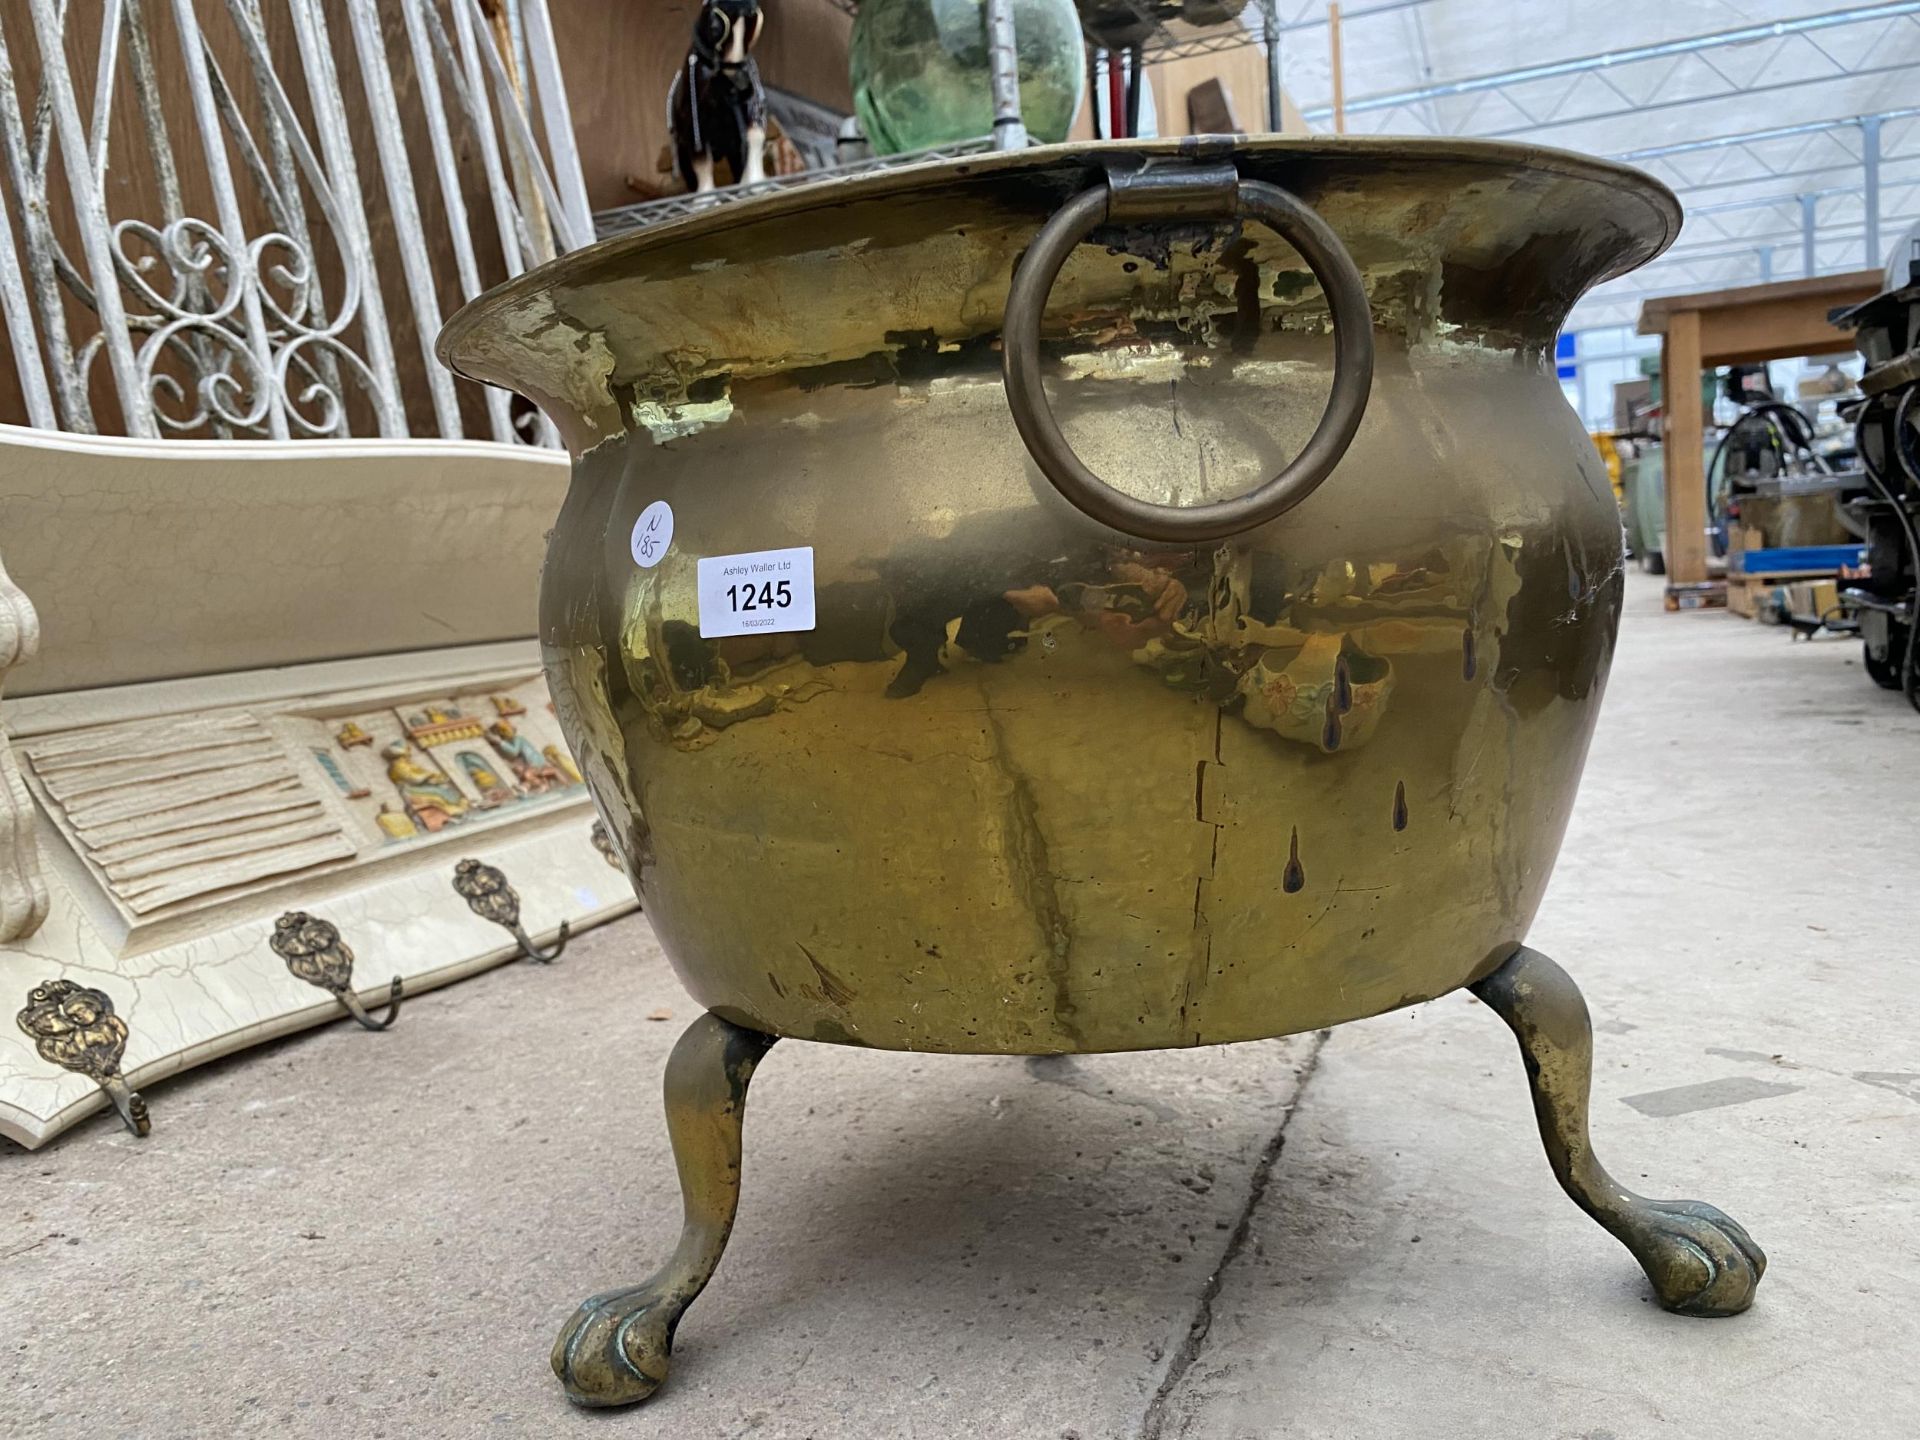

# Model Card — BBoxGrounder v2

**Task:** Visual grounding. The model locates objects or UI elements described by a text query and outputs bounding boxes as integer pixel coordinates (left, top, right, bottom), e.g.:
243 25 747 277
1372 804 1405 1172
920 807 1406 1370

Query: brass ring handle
1000 170 1375 544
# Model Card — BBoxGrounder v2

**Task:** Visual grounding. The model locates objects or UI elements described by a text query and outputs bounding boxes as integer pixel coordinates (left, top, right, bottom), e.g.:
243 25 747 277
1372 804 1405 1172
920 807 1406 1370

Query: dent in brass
1471 947 1765 1317
552 1011 779 1407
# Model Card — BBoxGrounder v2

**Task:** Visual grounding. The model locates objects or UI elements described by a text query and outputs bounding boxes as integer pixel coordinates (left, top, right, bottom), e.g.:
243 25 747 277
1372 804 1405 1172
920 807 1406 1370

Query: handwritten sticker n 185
631 500 674 568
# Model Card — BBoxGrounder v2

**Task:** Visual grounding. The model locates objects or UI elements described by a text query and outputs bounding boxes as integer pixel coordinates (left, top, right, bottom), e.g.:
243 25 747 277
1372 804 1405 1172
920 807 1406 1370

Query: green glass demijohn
850 0 1087 155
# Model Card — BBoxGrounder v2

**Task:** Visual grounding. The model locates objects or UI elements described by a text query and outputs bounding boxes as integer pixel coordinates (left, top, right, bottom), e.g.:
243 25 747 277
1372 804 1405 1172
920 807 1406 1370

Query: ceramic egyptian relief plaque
289 682 585 855
18 676 585 932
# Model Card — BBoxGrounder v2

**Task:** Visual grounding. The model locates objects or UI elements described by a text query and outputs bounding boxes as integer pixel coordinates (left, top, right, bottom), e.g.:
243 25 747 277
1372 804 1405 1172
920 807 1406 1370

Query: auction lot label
696 546 816 638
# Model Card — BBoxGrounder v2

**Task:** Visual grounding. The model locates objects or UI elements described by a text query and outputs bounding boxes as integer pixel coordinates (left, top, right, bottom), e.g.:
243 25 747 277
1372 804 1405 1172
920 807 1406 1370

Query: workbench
1636 270 1883 593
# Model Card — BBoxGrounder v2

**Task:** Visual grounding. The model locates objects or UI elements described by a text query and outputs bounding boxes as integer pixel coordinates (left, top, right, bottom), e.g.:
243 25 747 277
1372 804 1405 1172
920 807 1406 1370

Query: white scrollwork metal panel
0 0 589 444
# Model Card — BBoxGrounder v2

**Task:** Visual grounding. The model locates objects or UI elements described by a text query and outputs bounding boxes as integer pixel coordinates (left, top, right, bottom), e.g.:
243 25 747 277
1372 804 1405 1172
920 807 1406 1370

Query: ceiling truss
1270 1 1920 330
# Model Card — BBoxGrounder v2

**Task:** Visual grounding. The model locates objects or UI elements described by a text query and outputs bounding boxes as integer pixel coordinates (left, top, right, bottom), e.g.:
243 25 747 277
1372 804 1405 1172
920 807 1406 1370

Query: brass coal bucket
440 137 1764 1409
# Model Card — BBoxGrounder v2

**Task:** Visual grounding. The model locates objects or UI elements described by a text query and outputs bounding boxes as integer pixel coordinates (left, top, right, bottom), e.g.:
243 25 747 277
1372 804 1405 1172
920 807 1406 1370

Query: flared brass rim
435 135 1682 380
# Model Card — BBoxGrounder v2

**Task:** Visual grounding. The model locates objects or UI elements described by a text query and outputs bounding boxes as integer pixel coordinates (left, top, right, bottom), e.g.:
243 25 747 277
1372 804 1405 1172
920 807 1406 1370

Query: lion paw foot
1625 1199 1766 1317
551 1280 681 1407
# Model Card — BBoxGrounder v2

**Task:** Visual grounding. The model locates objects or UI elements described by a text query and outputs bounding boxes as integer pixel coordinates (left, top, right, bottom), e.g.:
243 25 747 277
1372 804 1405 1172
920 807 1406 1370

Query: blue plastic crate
1728 544 1865 576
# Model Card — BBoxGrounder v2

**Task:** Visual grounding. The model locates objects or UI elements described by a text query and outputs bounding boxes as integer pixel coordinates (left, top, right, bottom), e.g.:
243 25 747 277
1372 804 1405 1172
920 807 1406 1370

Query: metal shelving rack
596 0 1283 237
821 0 1281 68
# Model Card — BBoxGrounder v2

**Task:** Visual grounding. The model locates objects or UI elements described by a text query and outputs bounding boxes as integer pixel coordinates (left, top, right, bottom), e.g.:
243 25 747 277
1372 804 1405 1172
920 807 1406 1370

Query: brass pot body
441 138 1676 1055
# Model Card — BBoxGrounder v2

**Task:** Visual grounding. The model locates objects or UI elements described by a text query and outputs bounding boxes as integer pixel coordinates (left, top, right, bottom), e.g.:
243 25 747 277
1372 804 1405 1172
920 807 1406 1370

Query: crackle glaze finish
440 138 1678 1056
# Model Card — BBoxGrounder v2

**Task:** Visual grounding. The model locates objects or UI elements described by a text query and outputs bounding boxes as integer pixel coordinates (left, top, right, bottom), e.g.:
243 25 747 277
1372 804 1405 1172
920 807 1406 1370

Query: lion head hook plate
452 858 570 963
17 980 150 1136
269 911 402 1030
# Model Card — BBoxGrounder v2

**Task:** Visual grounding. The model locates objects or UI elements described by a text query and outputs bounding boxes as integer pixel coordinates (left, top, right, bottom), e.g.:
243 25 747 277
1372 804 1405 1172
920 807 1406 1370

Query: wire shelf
593 135 998 237
815 1 1270 65
594 0 1284 236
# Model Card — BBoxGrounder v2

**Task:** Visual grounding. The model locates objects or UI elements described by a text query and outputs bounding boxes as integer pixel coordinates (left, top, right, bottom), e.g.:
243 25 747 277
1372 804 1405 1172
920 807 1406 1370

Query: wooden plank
1663 310 1708 586
1697 292 1876 366
1328 3 1346 133
1638 270 1885 337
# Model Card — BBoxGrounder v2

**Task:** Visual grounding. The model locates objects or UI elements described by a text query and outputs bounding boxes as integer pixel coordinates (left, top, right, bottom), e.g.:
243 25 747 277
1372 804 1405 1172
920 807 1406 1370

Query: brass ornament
439 136 1761 1407
16 980 150 1136
269 910 401 1030
452 858 569 963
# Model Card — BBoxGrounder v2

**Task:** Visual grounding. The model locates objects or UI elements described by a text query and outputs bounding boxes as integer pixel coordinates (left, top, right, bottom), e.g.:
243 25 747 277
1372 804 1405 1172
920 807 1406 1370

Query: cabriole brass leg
552 1012 778 1406
1471 946 1766 1317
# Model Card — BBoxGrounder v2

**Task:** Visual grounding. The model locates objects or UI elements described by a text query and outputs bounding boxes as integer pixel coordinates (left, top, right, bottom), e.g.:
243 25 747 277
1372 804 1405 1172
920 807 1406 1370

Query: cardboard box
1786 578 1839 621
1727 578 1791 620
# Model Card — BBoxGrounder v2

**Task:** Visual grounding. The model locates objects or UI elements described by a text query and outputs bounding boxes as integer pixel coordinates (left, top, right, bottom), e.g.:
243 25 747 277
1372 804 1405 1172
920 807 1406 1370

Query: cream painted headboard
0 425 570 697
0 426 643 1149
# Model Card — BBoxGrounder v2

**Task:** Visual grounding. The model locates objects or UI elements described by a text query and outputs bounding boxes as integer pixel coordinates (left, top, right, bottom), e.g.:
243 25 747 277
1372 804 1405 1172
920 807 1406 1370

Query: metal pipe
170 0 288 437
443 0 531 274
1669 154 1920 201
461 0 584 253
0 135 52 426
443 0 558 444
1308 0 1920 122
1475 55 1920 145
519 0 594 242
1693 182 1885 216
985 0 1026 151
402 0 515 442
1621 105 1920 162
344 0 461 437
1650 206 1920 261
28 0 153 435
121 0 183 223
1125 44 1144 139
478 0 553 262
1862 114 1883 269
1 8 97 432
1274 0 1433 32
89 0 122 188
283 0 404 436
1262 0 1283 133
1628 214 1920 271
1803 193 1819 278
232 0 335 415
0 14 59 429
1279 0 1434 32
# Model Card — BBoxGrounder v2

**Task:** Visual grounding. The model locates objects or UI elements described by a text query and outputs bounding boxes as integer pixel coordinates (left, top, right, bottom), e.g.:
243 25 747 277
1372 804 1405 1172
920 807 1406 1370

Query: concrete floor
6 572 1918 1439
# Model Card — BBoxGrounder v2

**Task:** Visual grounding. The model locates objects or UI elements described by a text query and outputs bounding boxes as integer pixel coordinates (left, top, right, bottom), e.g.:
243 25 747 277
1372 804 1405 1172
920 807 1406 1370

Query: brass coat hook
453 858 569 963
17 980 151 1136
270 911 402 1030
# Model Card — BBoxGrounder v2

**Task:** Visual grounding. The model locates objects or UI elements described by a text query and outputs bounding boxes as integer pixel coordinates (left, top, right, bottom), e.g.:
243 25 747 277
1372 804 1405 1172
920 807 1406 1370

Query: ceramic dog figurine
668 0 768 194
